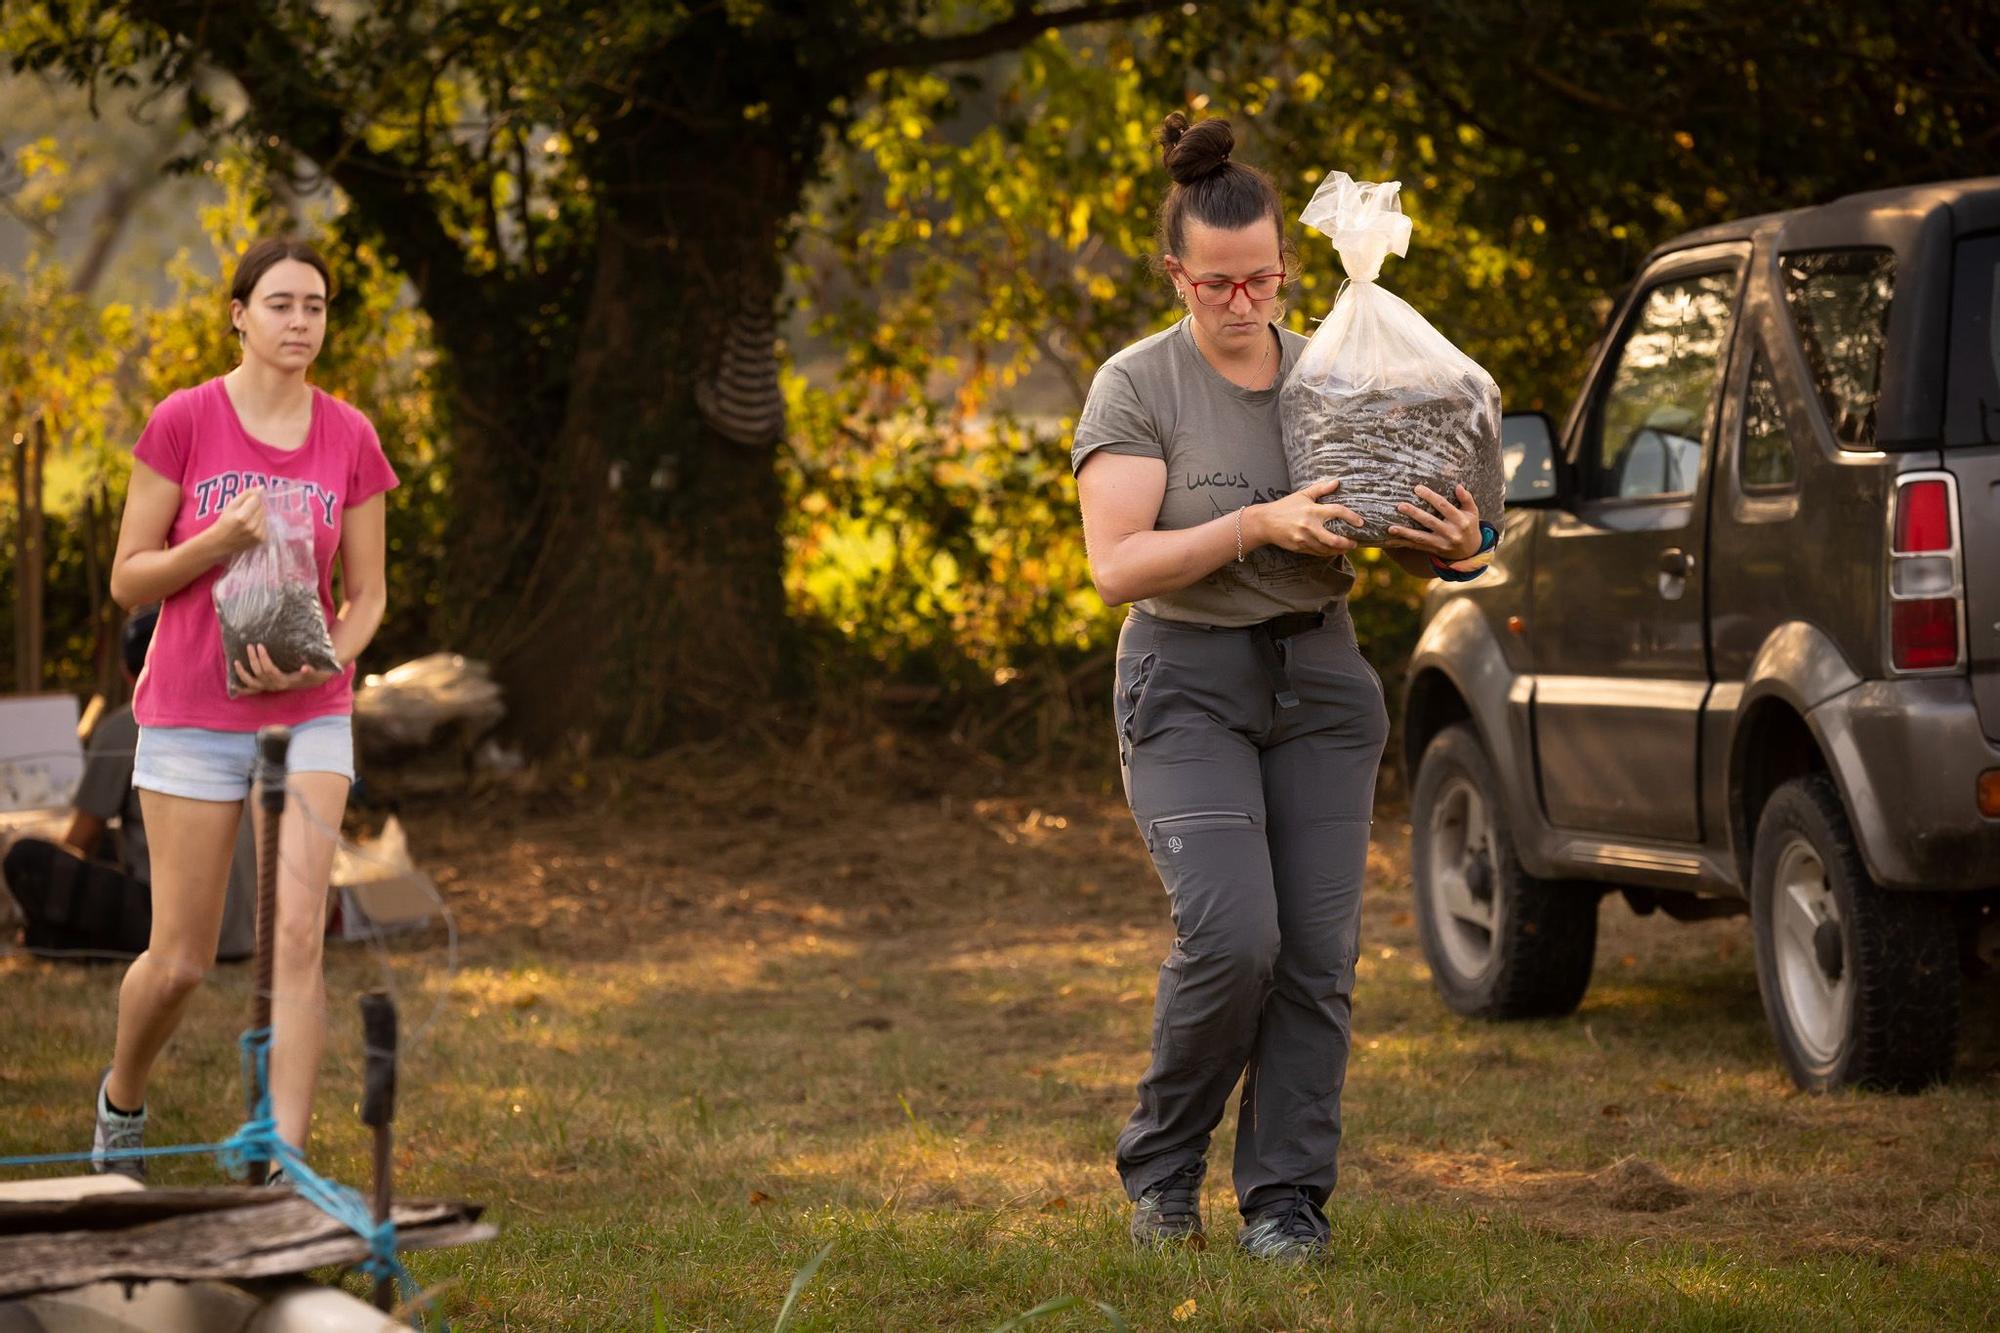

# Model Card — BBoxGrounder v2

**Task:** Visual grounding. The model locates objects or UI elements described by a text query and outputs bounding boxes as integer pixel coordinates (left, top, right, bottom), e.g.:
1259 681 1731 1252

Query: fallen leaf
748 1190 775 1207
1172 1299 1198 1321
1619 953 1638 968
1040 1195 1069 1213
1600 1104 1626 1119
1390 911 1413 928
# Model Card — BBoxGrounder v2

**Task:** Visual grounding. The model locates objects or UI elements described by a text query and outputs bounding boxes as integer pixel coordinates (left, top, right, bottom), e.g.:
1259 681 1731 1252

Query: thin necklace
1190 313 1275 388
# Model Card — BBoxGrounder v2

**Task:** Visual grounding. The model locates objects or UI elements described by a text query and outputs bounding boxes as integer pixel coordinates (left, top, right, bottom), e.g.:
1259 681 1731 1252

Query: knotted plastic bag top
1280 172 1503 547
1298 171 1413 284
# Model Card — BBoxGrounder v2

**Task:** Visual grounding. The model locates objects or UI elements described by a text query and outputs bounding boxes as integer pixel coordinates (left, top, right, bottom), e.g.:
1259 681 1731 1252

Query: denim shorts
134 715 354 803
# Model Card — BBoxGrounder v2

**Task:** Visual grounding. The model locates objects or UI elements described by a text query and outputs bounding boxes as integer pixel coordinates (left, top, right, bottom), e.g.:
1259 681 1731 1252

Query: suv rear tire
1410 723 1598 1018
1750 774 1959 1092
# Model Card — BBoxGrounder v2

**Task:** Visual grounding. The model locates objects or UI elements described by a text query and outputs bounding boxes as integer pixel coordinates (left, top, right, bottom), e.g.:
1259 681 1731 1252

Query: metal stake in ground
360 989 399 1312
249 724 291 1187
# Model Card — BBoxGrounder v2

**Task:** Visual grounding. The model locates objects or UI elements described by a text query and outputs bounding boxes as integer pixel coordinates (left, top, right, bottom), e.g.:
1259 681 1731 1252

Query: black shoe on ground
1238 1189 1330 1262
1130 1163 1206 1249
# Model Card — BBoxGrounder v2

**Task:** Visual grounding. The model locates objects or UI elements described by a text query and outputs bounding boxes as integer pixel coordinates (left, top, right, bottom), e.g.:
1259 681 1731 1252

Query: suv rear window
1779 248 1895 447
1945 233 2000 447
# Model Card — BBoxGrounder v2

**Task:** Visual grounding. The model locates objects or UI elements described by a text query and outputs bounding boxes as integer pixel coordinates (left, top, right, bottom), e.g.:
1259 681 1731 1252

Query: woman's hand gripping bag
212 481 339 698
1279 172 1504 547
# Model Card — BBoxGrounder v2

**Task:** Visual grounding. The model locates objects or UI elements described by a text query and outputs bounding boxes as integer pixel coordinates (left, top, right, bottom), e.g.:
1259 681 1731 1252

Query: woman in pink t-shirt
91 237 398 1183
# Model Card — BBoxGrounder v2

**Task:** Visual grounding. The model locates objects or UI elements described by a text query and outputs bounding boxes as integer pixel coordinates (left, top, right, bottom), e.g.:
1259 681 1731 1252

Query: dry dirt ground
391 729 2000 1262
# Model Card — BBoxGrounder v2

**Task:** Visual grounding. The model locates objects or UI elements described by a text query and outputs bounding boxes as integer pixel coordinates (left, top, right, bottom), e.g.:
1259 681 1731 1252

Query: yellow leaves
13 136 68 183
1294 70 1325 101
1065 198 1091 250
899 114 925 141
1172 1298 1198 1320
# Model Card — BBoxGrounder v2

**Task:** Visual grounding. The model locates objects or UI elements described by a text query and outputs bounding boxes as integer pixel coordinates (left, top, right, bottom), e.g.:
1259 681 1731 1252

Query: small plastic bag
212 481 338 699
1280 172 1503 547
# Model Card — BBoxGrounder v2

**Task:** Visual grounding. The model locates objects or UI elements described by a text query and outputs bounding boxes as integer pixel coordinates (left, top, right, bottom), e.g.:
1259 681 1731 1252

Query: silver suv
1401 177 2000 1091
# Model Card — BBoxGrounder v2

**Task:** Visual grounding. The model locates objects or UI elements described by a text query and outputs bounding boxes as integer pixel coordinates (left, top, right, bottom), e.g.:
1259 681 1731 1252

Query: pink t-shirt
131 377 399 732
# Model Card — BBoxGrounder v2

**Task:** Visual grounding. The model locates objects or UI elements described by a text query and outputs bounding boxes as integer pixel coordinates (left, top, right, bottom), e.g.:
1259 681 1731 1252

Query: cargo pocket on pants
1145 808 1264 900
1113 650 1159 767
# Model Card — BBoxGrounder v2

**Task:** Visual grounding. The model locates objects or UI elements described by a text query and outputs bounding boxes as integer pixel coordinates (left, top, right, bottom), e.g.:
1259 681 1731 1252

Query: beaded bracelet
1429 522 1500 583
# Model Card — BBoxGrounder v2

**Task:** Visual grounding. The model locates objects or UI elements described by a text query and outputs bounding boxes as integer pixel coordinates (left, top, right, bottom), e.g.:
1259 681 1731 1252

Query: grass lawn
4 735 1996 1329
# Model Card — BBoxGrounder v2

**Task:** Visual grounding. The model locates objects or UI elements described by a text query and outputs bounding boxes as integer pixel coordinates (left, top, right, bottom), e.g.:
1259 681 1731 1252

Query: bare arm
1077 452 1362 607
109 461 267 610
328 494 388 669
59 809 106 860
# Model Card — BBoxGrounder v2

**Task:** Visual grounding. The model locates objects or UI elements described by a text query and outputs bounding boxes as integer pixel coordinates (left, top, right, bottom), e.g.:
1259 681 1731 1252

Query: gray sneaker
1237 1190 1330 1262
1129 1163 1206 1249
91 1068 147 1183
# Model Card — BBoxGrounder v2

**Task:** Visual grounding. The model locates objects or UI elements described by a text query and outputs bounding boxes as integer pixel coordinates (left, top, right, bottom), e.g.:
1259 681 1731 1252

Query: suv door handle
1659 548 1695 578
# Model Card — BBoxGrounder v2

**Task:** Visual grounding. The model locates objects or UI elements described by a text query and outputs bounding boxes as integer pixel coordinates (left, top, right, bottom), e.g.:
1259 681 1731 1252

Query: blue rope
1 1028 440 1328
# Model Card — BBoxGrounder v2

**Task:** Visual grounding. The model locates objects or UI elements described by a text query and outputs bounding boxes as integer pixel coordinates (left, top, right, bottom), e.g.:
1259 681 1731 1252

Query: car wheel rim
1426 775 1499 980
1771 836 1851 1067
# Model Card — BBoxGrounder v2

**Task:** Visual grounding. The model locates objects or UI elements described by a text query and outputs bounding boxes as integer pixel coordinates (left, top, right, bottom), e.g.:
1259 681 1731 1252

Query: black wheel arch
1402 666 1473 795
1730 697 1828 888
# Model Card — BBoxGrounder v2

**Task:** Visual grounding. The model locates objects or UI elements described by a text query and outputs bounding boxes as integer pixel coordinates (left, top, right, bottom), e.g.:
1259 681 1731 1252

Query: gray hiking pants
1111 604 1389 1218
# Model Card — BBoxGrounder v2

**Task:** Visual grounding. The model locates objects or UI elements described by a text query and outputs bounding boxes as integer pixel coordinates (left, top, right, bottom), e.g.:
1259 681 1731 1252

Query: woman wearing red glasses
1072 113 1487 1261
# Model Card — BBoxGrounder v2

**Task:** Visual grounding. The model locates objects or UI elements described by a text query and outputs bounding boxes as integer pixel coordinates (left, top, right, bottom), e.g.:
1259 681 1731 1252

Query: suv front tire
1410 723 1599 1018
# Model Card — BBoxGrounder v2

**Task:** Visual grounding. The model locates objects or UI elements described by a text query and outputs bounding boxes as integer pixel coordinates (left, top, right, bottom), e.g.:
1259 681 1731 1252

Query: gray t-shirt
1071 317 1355 627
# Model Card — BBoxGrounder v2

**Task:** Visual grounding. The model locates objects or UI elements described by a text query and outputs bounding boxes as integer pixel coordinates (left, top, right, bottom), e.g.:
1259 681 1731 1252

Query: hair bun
1159 114 1234 186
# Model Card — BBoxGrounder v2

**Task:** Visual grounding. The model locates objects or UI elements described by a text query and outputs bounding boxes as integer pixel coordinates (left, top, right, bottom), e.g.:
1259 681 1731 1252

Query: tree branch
122 0 491 321
856 0 1189 74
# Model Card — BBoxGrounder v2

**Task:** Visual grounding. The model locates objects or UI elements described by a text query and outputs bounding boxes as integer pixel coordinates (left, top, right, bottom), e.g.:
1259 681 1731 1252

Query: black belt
1128 607 1328 709
1253 610 1327 640
1248 610 1326 709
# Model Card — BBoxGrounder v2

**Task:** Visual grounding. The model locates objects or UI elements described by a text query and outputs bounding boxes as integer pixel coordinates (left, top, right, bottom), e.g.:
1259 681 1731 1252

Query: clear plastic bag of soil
212 481 338 698
1280 172 1503 547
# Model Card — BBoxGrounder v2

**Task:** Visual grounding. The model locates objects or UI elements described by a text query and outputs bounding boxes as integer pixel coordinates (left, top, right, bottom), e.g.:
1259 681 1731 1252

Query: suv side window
1740 345 1799 490
1779 248 1895 447
1945 233 1999 447
1584 271 1738 501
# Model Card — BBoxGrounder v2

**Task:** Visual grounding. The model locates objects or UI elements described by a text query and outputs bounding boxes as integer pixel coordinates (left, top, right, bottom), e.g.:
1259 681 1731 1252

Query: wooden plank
0 1193 491 1299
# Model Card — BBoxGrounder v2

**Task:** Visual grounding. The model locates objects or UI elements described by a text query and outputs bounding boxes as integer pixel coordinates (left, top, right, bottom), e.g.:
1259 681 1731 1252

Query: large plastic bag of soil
1280 172 1503 546
212 481 338 698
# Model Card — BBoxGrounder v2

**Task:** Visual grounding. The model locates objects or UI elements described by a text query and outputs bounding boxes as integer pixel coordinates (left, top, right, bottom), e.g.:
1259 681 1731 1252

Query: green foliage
7 0 1997 723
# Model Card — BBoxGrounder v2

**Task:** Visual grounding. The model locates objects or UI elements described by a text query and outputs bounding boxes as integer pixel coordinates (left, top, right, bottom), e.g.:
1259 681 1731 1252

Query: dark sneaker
91 1068 147 1184
1130 1163 1206 1249
1238 1189 1330 1262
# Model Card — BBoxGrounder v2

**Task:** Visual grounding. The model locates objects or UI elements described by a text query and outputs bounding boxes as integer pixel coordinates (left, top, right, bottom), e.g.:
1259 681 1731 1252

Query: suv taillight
1888 474 1964 672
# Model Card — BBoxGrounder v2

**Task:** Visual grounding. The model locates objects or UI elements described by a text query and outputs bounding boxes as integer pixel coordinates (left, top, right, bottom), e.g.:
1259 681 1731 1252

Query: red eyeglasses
1174 266 1287 305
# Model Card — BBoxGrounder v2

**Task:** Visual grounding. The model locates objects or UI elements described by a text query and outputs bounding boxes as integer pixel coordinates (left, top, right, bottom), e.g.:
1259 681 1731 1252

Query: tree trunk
433 142 804 756
84 483 124 704
11 417 45 693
